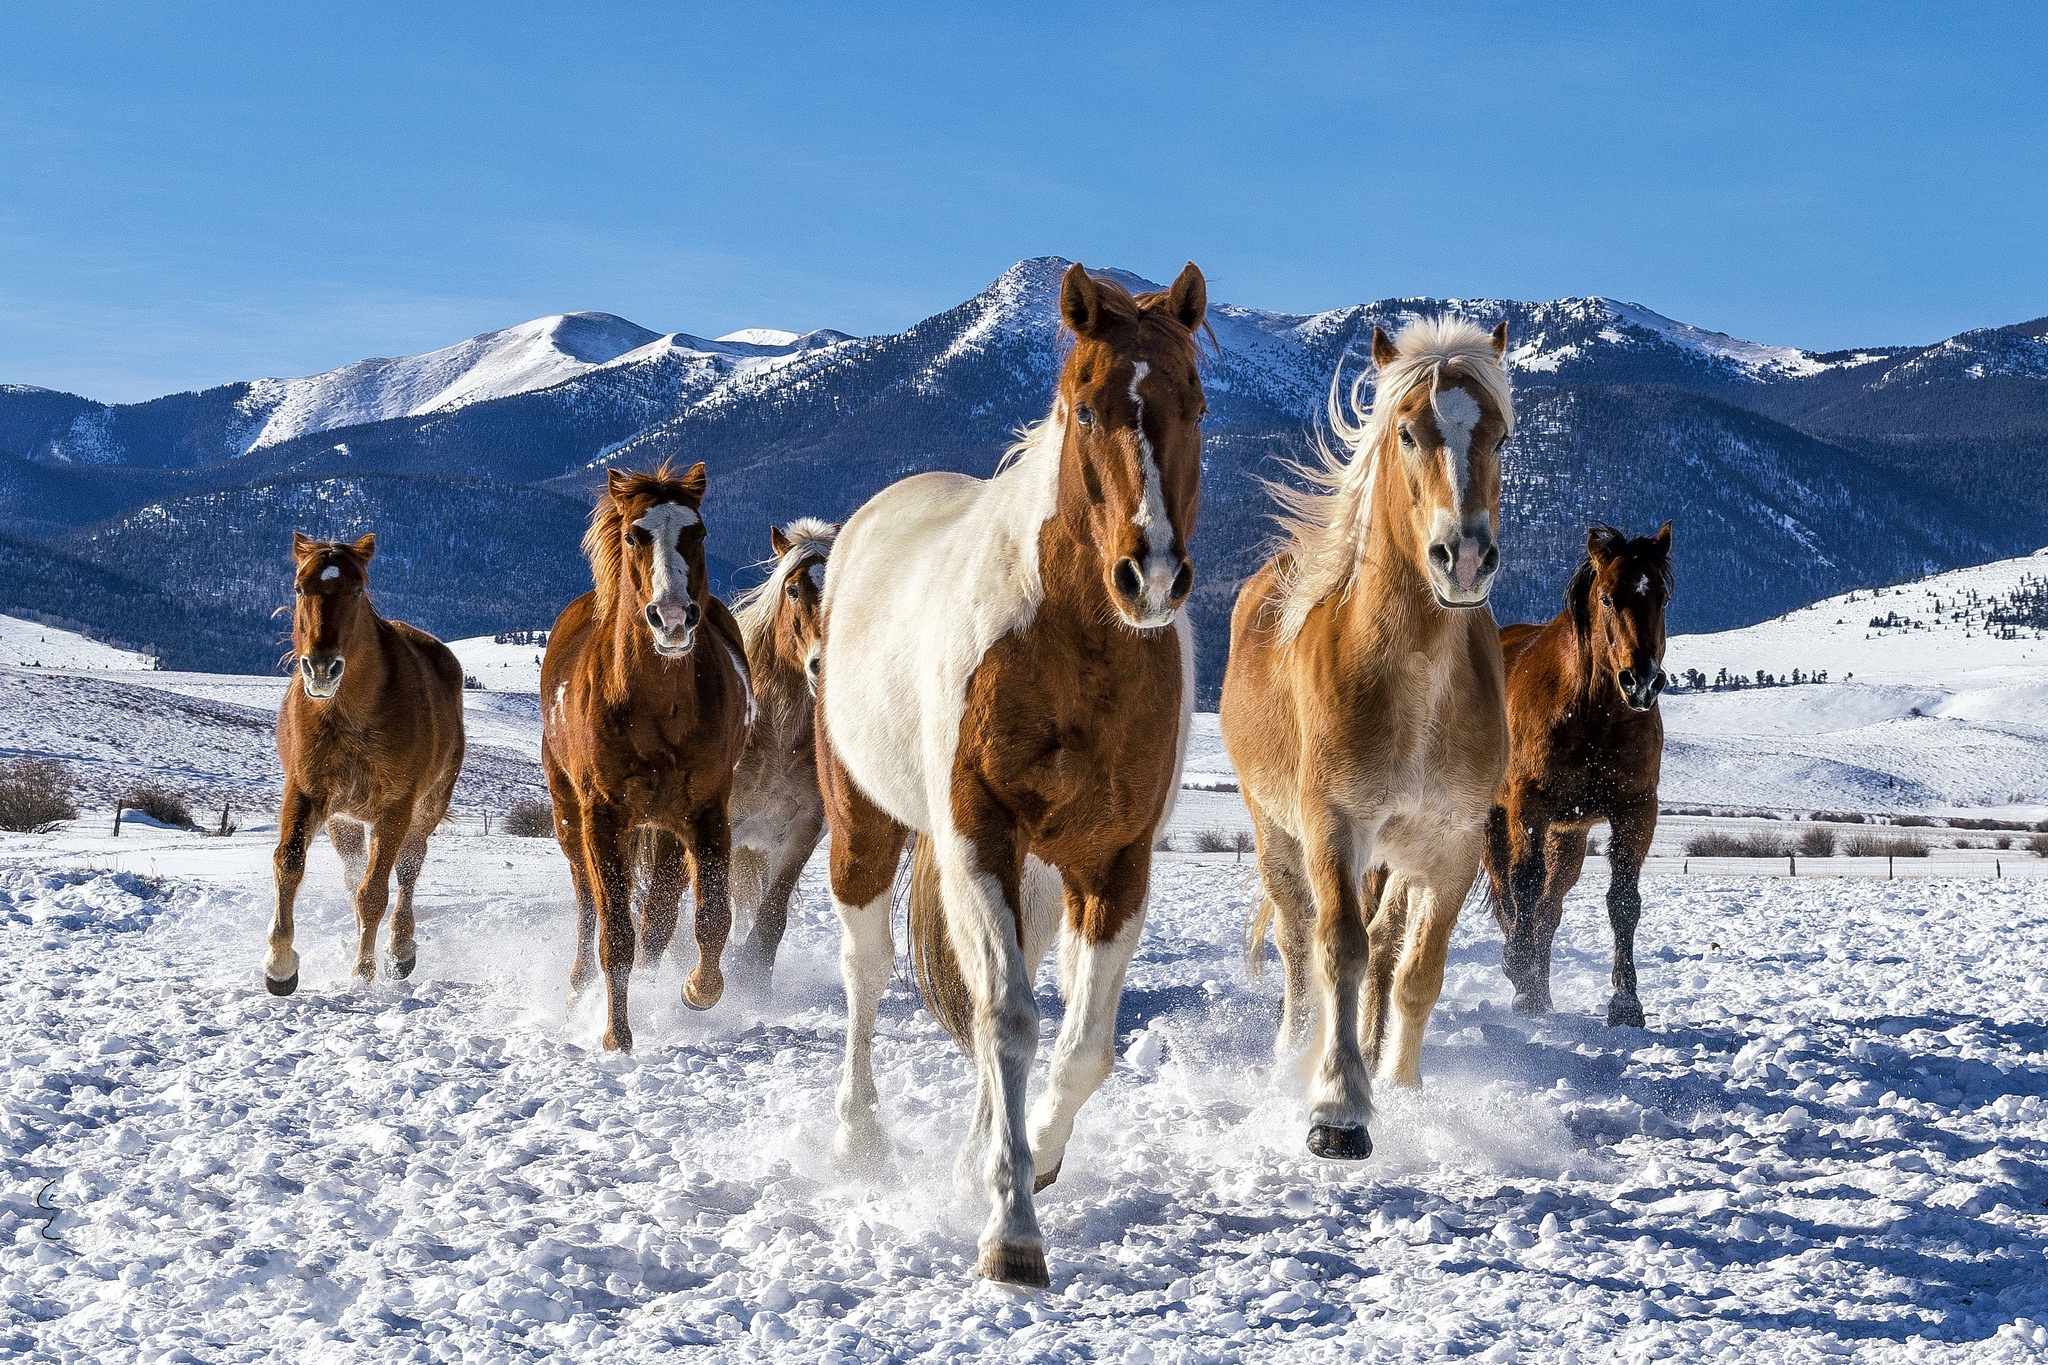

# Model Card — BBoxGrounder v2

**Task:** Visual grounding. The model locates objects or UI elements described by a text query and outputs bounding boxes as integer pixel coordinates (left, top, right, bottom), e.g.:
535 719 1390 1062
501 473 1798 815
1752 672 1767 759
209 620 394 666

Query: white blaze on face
633 502 700 612
1126 361 1176 600
1430 382 1482 508
320 565 340 582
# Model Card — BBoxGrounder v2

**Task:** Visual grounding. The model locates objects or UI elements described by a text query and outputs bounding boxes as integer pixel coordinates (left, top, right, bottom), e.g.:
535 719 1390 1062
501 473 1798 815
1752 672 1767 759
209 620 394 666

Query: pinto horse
817 263 1207 1287
267 532 466 994
1484 523 1672 1027
541 462 753 1052
724 518 838 992
1223 318 1514 1160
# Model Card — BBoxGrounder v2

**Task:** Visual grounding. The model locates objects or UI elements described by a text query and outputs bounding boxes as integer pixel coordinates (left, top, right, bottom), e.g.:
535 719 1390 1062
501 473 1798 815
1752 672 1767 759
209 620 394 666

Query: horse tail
906 834 975 1053
1245 892 1276 979
1479 805 1512 929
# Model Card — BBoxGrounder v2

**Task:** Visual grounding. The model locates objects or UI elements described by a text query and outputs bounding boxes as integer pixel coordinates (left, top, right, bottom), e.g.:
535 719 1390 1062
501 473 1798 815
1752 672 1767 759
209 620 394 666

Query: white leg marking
832 885 895 1168
1028 911 1143 1179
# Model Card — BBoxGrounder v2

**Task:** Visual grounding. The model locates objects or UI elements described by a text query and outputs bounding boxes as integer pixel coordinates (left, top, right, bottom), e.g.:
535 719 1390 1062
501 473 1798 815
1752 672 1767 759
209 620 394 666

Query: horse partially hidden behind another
724 517 838 992
1222 318 1514 1161
817 262 1208 1287
1484 523 1673 1027
541 462 753 1052
267 532 466 994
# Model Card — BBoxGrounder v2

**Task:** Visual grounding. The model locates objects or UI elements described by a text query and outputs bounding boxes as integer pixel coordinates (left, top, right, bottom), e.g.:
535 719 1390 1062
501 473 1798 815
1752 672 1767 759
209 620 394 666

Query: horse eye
1602 594 1613 606
1076 404 1095 428
1398 428 1416 450
785 580 802 600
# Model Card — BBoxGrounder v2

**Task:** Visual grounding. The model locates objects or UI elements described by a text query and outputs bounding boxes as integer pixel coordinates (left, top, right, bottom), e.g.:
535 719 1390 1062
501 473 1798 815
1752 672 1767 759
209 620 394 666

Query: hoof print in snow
1307 1124 1373 1160
1032 1162 1061 1194
977 1240 1050 1289
264 971 299 997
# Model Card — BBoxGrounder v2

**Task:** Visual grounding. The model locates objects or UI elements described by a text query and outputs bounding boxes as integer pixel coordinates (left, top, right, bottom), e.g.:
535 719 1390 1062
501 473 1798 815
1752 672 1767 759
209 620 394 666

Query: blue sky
4 3 2045 402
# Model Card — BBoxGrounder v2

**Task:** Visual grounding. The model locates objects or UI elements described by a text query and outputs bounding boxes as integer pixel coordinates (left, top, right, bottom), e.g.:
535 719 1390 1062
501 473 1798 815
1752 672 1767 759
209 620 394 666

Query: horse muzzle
299 654 344 698
1426 532 1499 610
1617 665 1665 712
1110 551 1192 630
644 599 701 657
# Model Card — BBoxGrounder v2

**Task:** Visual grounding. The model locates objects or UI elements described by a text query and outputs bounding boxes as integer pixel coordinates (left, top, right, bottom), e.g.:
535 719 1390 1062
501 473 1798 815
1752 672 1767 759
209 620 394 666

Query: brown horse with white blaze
1485 523 1673 1027
817 263 1207 1287
267 532 466 994
724 517 837 992
1223 317 1514 1161
541 462 753 1052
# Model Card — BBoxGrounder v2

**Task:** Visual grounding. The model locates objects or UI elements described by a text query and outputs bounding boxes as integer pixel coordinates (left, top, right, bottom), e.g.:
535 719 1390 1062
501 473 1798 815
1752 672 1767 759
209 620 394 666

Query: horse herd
261 263 1675 1287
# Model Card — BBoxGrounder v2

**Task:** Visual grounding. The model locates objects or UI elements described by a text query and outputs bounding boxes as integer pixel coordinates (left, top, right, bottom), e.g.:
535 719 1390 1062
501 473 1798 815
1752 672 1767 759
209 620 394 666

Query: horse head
1573 522 1674 711
289 531 377 699
1367 319 1513 610
590 461 712 658
767 518 837 694
1054 262 1208 629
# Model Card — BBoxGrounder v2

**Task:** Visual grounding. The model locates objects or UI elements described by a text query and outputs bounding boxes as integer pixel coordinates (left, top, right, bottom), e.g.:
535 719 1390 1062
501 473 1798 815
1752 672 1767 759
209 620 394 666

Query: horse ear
1371 326 1398 370
291 532 316 559
1653 520 1673 556
350 533 376 563
1060 263 1106 338
1586 525 1623 564
681 461 708 502
1490 320 1509 360
770 524 792 557
1567 559 1595 639
1167 262 1207 333
606 467 629 500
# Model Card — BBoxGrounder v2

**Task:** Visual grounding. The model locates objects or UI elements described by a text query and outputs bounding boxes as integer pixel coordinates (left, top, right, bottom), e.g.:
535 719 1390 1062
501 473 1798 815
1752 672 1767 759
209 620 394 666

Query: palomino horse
541 462 753 1052
817 263 1207 1287
1222 317 1514 1160
267 532 466 994
1484 523 1672 1027
724 518 838 992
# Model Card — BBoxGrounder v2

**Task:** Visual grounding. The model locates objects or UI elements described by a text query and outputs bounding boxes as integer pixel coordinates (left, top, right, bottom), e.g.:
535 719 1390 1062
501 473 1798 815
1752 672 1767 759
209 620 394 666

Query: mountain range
4 258 2044 700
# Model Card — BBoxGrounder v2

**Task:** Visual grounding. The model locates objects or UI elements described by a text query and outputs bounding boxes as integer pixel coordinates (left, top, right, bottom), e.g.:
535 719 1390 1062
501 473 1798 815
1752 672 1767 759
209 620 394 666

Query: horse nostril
644 603 662 630
1428 543 1454 573
1618 669 1636 692
1480 544 1499 575
1171 558 1194 602
684 602 701 629
1113 558 1143 601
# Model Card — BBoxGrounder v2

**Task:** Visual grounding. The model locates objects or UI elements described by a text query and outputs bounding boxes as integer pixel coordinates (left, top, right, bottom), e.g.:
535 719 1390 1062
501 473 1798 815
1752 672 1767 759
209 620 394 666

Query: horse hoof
1608 994 1646 1029
1307 1124 1373 1161
392 954 416 980
1033 1162 1062 1194
976 1240 1050 1289
1510 991 1551 1016
682 970 724 1012
264 971 299 997
603 1030 633 1053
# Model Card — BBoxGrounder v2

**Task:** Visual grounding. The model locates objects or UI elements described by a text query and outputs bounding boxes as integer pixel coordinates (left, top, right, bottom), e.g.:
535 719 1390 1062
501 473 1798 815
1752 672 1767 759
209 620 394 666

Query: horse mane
580 460 704 624
1268 316 1515 642
732 517 839 658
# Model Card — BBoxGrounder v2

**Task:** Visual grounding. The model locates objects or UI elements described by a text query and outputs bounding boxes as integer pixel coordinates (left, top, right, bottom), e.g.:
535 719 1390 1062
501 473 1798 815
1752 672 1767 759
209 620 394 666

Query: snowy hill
0 612 155 670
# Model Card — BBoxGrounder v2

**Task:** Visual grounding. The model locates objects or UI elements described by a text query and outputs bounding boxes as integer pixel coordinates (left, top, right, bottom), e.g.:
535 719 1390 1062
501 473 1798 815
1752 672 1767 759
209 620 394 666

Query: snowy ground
3 821 2046 1363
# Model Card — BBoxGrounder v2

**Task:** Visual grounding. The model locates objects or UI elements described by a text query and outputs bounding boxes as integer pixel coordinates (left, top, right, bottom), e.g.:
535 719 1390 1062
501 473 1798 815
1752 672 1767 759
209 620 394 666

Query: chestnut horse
1484 523 1672 1027
1223 318 1513 1160
267 532 466 994
724 517 838 992
541 462 753 1052
817 263 1206 1287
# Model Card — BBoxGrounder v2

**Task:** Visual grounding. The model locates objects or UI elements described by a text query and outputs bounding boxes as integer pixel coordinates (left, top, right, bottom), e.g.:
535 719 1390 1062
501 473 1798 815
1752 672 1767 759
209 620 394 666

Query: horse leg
932 808 1044 1288
1252 811 1316 1066
1027 847 1147 1193
1381 841 1484 1089
1534 826 1589 1015
386 822 433 978
1358 866 1400 1073
638 829 688 967
1302 806 1374 1159
350 808 410 981
681 806 733 1010
1604 800 1657 1028
1501 802 1553 1013
581 802 638 1050
266 784 324 994
328 816 368 900
748 810 823 993
1482 804 1513 941
822 769 907 1170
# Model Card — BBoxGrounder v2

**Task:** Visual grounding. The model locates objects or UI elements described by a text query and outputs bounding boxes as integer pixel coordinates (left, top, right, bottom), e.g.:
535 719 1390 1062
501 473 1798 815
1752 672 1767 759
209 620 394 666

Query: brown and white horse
1222 318 1513 1160
724 518 838 992
1485 523 1672 1026
540 462 753 1052
267 532 467 993
816 263 1207 1288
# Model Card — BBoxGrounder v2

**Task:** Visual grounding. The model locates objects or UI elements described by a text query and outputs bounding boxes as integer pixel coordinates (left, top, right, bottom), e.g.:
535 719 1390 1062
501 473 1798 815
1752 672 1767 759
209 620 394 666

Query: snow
0 614 155 671
1602 300 1830 379
448 633 550 696
716 329 803 347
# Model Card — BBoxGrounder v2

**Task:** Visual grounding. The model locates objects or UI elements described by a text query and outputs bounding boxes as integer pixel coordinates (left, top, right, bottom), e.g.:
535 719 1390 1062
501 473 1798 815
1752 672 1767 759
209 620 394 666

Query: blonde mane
1270 316 1514 641
732 517 839 657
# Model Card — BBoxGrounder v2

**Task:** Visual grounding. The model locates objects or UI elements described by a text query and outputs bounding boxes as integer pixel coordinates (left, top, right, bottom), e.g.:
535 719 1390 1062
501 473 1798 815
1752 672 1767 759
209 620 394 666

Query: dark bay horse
1224 318 1515 1161
267 532 466 994
541 462 753 1052
1484 523 1673 1027
725 517 838 992
818 262 1207 1287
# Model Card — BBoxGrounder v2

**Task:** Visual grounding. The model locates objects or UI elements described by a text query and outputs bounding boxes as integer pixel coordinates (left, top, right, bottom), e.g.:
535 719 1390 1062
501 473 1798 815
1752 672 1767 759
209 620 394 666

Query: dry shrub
1685 830 1788 858
1892 814 1934 828
2027 833 2048 857
1796 826 1837 857
0 757 80 832
124 784 193 828
1842 833 1929 858
503 798 555 838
